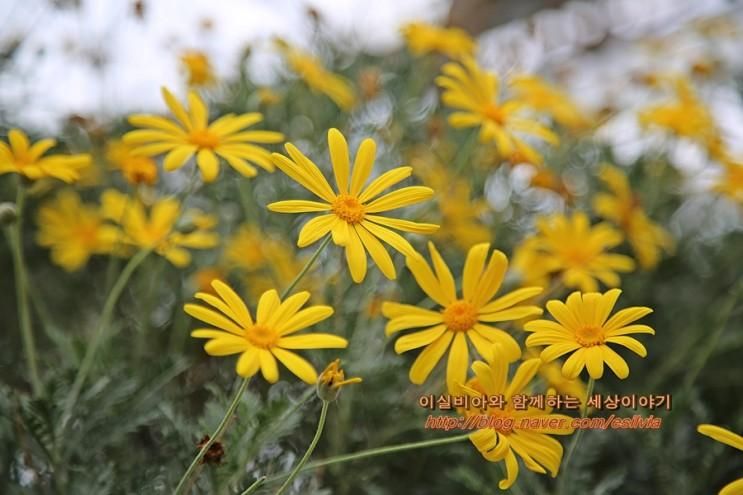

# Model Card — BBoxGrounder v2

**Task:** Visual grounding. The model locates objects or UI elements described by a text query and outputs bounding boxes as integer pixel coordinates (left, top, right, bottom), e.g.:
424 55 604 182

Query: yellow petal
196 149 220 182
259 349 279 382
356 224 396 280
328 128 350 194
358 166 412 203
349 138 376 196
409 331 454 384
345 226 367 283
446 332 469 392
394 325 447 353
298 214 335 247
277 333 348 349
236 347 260 377
211 280 253 327
271 348 318 384
164 146 196 171
277 306 334 335
365 186 434 213
405 251 451 306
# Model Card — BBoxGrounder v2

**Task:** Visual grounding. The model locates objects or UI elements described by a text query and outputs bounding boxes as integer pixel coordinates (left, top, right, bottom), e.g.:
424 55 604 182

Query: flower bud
0 202 17 226
316 359 362 402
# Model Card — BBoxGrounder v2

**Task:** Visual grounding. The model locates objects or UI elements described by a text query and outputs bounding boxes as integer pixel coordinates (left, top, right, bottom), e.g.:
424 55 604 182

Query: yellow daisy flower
638 75 720 151
101 189 218 267
461 344 574 490
523 212 635 292
275 39 356 111
35 190 120 271
435 58 558 156
106 139 158 185
382 242 543 392
697 424 743 495
186 280 347 383
267 128 438 283
509 75 591 131
415 158 490 251
593 165 674 269
0 129 90 183
180 50 216 87
524 289 654 380
123 87 284 182
401 22 476 59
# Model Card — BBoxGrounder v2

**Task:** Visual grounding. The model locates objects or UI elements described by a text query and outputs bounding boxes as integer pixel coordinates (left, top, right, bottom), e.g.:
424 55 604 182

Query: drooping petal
409 331 454 384
271 348 318 384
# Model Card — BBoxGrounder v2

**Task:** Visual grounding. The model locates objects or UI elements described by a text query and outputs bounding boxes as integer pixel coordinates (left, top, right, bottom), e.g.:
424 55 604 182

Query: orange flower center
561 246 595 267
332 194 365 224
245 324 277 349
574 325 605 346
443 300 478 332
482 103 506 124
188 129 220 149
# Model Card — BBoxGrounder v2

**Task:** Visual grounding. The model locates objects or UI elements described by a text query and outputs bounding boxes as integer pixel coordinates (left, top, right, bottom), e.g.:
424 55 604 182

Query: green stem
558 377 595 494
173 237 331 494
681 281 741 394
62 249 151 424
173 377 251 495
281 235 330 299
239 476 266 495
275 400 330 495
7 185 43 396
263 433 471 485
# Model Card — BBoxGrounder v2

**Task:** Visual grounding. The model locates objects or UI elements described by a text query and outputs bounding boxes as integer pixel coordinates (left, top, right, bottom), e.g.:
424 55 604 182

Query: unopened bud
316 359 362 402
0 202 17 226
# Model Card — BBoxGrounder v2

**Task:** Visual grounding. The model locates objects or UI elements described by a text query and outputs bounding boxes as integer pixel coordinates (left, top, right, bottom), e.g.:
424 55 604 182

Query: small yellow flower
275 39 356 111
257 87 281 106
509 75 591 131
36 190 120 271
317 358 362 400
123 87 284 182
401 22 476 59
525 289 654 380
106 139 158 185
697 424 743 495
268 128 438 283
0 129 90 183
713 156 743 204
186 280 347 383
180 50 216 87
460 343 573 489
223 224 313 297
593 165 674 269
519 212 635 292
638 75 720 152
436 58 558 155
383 242 543 392
101 189 218 266
415 158 490 250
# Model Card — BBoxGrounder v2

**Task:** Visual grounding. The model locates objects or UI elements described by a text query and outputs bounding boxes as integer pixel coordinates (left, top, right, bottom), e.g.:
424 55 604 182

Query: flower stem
62 248 151 425
558 377 595 494
275 399 330 495
173 377 251 495
239 476 266 495
173 236 330 494
263 433 471 486
6 185 43 396
280 235 330 299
